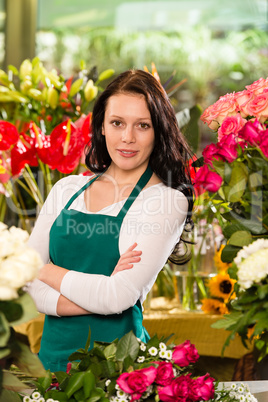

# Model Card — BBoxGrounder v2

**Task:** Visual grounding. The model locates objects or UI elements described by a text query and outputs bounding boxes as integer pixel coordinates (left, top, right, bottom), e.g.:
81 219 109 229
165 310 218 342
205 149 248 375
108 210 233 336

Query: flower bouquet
0 58 114 230
0 222 46 400
212 239 268 363
18 330 257 402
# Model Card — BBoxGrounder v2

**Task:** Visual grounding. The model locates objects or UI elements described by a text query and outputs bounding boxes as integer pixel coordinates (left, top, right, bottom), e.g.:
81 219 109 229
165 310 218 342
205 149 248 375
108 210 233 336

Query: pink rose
155 362 174 386
191 373 215 401
243 92 268 122
117 366 157 401
172 340 199 367
238 119 264 145
259 130 268 158
218 113 247 141
234 90 253 117
158 374 193 402
194 164 223 195
203 143 220 166
217 133 239 163
207 93 237 128
245 77 268 95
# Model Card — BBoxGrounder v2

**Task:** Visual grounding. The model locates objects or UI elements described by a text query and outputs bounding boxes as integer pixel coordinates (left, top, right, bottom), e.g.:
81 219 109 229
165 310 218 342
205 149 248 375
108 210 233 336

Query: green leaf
84 326 91 353
83 370 95 399
0 312 10 348
221 244 241 262
2 371 28 392
211 312 243 330
258 284 268 299
0 301 22 323
97 69 115 82
103 343 116 359
229 230 252 247
179 104 202 153
65 372 86 398
100 360 116 378
13 342 46 377
7 65 19 76
115 331 139 362
0 389 22 402
10 293 38 326
223 223 249 238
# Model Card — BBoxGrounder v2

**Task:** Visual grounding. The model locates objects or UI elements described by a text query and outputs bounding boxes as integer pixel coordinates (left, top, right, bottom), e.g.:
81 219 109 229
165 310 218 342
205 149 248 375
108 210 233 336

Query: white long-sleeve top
27 174 188 316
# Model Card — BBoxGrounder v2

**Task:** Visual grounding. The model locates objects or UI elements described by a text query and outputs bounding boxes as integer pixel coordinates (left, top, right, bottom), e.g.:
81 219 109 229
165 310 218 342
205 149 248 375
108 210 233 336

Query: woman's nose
121 126 135 143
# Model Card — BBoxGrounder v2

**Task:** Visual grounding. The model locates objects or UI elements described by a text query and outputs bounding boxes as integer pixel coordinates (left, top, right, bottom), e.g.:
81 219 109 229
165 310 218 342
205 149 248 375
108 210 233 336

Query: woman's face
102 93 155 174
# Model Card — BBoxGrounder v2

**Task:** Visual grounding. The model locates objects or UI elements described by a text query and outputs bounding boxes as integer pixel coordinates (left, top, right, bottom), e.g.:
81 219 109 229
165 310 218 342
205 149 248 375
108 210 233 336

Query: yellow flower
201 298 229 315
208 272 236 302
0 160 6 174
214 244 231 271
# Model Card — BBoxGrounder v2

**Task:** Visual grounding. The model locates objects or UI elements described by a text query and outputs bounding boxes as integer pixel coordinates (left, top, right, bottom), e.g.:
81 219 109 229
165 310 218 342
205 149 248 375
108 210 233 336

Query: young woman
27 69 194 372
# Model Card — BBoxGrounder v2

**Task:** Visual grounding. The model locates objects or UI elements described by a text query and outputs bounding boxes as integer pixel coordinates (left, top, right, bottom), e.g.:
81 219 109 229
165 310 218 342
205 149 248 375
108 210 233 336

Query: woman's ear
102 125 105 136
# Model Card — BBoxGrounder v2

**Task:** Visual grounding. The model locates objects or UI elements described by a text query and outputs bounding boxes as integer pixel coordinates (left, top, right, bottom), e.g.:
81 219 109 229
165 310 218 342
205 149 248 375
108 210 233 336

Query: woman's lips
117 149 139 157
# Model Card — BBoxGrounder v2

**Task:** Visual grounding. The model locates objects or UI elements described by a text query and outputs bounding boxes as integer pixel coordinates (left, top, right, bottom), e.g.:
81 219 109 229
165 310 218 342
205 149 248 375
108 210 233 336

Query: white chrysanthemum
115 384 120 390
31 391 41 399
37 398 45 402
148 347 158 356
106 379 111 387
230 383 237 390
158 350 166 358
137 356 145 363
23 397 32 402
109 397 117 402
140 343 146 352
46 399 57 402
238 395 245 401
159 342 166 350
116 389 129 398
164 350 172 360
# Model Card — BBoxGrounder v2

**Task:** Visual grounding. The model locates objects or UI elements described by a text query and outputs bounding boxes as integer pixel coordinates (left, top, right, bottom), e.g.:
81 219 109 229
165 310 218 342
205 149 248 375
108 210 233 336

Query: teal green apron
39 165 152 372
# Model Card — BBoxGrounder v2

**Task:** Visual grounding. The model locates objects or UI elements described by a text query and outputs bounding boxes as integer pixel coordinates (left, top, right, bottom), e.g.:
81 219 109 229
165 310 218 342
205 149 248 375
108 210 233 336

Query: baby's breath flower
148 346 158 356
159 342 166 350
137 356 145 363
140 343 146 352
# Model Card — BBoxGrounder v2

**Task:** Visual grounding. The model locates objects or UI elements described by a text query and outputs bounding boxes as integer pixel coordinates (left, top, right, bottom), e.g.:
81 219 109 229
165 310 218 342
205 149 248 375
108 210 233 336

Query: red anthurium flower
47 119 86 174
0 152 11 183
29 121 51 165
0 121 19 151
11 132 38 176
74 113 92 143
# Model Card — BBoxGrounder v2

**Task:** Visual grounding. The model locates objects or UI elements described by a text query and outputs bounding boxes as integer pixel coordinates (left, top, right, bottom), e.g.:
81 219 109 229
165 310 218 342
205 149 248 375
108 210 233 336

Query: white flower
164 350 172 360
0 285 18 300
23 397 32 402
159 342 166 350
137 356 145 363
148 347 158 356
116 390 130 400
140 343 146 352
31 391 41 399
231 383 237 390
158 350 166 358
238 396 245 401
115 384 120 390
106 379 111 387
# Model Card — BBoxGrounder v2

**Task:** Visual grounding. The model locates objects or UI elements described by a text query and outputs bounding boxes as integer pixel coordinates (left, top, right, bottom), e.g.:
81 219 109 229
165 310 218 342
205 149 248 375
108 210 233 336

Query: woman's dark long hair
85 69 195 263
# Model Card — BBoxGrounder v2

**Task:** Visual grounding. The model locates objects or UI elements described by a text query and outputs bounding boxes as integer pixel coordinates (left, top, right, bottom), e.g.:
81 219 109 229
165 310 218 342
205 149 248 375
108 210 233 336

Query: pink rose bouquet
195 76 268 263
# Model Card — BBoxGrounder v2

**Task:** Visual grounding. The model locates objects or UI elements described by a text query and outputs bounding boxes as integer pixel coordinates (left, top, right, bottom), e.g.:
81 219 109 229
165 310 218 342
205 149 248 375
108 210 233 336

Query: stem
0 193 7 222
23 164 44 206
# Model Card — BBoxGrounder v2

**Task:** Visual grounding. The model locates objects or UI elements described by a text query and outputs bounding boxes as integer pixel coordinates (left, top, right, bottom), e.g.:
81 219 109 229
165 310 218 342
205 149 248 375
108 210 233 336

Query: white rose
0 229 16 258
0 285 18 300
0 222 8 232
9 226 29 243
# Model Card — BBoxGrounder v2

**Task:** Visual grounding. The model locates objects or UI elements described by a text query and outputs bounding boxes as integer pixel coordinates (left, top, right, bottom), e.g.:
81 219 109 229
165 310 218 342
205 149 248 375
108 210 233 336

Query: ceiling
37 0 268 31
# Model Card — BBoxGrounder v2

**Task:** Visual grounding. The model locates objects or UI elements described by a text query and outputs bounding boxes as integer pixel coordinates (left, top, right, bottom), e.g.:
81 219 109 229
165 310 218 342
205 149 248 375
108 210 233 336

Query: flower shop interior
1 0 268 401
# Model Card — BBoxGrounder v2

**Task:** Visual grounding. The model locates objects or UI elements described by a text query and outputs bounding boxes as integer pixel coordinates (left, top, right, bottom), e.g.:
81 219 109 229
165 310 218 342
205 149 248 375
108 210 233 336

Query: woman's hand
111 242 142 276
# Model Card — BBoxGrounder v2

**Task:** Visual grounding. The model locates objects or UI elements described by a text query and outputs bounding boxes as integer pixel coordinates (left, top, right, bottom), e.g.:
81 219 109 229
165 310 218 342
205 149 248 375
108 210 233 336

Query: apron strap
117 164 153 220
64 174 100 210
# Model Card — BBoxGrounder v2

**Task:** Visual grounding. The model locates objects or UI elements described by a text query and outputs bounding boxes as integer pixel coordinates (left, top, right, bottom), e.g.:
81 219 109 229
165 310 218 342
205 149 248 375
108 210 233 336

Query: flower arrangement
212 238 268 362
195 76 268 263
0 223 46 399
0 58 114 230
16 330 256 402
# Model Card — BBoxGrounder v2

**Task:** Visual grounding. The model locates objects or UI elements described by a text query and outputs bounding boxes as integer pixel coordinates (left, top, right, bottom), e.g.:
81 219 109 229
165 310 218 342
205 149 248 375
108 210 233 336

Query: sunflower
214 244 231 271
208 272 236 302
201 298 229 315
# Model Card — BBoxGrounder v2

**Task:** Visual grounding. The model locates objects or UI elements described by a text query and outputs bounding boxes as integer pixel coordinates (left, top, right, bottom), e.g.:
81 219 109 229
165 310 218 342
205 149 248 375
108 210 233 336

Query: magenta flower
217 133 239 163
194 164 223 195
158 373 193 402
191 373 215 401
238 119 264 146
117 366 157 401
172 340 199 367
155 362 174 386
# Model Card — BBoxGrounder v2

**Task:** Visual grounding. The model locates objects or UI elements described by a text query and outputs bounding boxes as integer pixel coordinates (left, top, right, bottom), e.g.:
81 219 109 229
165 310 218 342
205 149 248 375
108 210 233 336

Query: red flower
194 165 223 195
172 340 199 367
158 373 193 402
117 366 157 401
190 373 215 401
46 116 91 174
11 132 38 176
217 133 239 163
155 362 174 386
0 152 11 183
0 121 19 151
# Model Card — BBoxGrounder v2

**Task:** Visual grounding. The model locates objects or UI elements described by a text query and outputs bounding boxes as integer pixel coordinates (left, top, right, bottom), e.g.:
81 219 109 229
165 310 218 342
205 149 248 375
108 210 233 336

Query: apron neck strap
64 174 101 210
117 164 153 220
